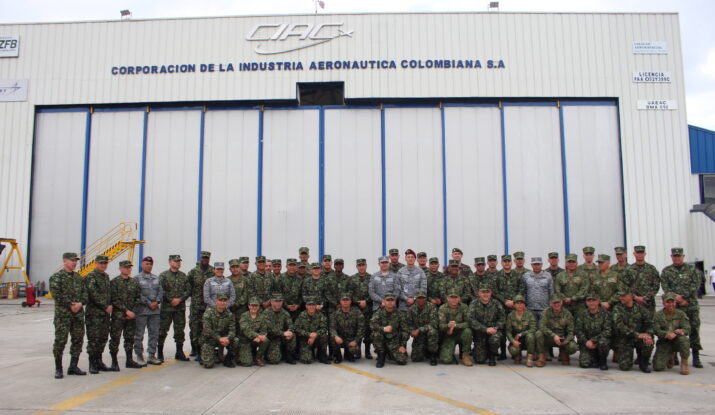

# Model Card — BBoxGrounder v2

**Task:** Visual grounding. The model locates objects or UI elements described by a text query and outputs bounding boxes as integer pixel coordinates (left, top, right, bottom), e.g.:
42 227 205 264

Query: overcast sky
2 0 713 129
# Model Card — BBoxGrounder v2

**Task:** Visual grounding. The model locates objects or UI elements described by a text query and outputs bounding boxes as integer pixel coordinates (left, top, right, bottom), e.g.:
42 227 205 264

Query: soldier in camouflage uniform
228 258 250 320
298 247 311 271
438 291 473 366
388 248 405 273
108 260 143 370
591 255 620 311
545 252 564 279
294 297 329 364
485 254 499 282
417 252 429 273
321 255 339 315
406 290 439 365
349 258 373 359
653 293 691 375
330 293 365 363
512 251 529 279
441 260 472 304
50 252 88 379
537 294 578 366
495 254 524 359
302 263 328 310
611 289 654 372
610 247 629 272
332 259 352 299
470 257 494 297
660 247 703 368
279 259 304 321
575 292 611 370
237 297 269 366
271 259 282 280
84 255 112 374
261 293 296 364
505 295 539 367
555 254 590 318
371 293 409 367
249 256 272 309
450 248 473 278
469 284 505 366
620 245 660 318
188 251 214 360
200 293 237 368
425 257 445 307
158 254 190 362
577 246 598 281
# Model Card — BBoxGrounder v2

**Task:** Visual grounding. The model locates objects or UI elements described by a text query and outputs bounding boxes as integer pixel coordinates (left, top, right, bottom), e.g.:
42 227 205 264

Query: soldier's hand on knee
283 330 293 340
398 346 406 354
348 341 357 348
335 336 343 344
411 329 420 337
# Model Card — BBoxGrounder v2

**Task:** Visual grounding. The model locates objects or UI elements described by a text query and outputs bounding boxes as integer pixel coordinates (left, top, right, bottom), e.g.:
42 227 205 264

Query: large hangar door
324 108 382 274
202 109 259 262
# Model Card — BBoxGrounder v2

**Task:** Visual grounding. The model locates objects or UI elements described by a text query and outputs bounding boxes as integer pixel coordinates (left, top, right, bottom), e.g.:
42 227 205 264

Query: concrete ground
0 297 713 415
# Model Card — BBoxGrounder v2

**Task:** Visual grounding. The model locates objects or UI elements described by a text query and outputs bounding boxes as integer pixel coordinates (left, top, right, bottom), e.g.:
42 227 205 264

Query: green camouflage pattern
201 307 237 368
260 307 296 364
575 308 612 368
653 308 691 371
438 303 472 364
406 302 438 361
505 310 539 356
610 302 653 370
50 269 87 358
237 311 269 366
469 298 505 361
371 308 409 364
660 263 701 350
84 269 111 356
109 276 141 354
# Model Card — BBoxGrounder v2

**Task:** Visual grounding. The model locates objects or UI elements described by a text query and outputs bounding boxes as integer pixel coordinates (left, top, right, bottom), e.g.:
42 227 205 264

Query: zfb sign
246 23 353 55
0 35 20 58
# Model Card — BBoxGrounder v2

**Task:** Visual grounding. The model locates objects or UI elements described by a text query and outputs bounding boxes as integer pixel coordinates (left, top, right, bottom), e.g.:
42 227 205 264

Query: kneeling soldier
238 297 269 366
371 293 409 367
576 292 611 370
469 284 504 366
505 295 540 367
537 294 578 366
611 289 653 372
201 293 237 368
295 297 329 364
653 293 691 375
438 291 473 366
407 290 439 365
261 293 296 364
330 293 365 363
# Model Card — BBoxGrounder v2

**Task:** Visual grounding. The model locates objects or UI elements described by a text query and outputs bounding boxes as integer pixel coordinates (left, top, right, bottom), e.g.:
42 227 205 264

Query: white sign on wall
0 35 20 57
632 71 671 83
632 41 667 54
637 100 677 110
0 80 28 102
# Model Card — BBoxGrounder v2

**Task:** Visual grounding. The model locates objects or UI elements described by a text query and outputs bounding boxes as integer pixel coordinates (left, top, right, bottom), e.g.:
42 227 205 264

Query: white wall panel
384 107 443 260
202 109 259 262
444 106 504 259
29 111 86 283
504 105 565 257
143 110 201 267
563 105 624 255
85 111 143 252
689 212 715 273
262 109 319 262
324 108 382 274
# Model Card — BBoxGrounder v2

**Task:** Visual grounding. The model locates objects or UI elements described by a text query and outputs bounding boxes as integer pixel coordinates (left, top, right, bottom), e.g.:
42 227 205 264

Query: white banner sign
633 41 667 54
632 71 671 83
0 35 19 57
637 100 677 110
0 80 28 102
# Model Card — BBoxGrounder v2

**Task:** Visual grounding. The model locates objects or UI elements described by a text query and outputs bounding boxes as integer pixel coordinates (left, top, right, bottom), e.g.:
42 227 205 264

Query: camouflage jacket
389 262 405 273
261 307 294 338
611 302 652 340
321 270 338 305
110 276 141 317
494 270 525 304
370 308 408 346
576 263 598 281
440 274 472 303
332 272 352 300
84 269 111 314
406 302 438 333
555 270 590 303
159 270 190 311
187 265 214 308
610 263 629 273
279 272 304 306
653 309 690 339
238 311 268 342
661 263 700 304
468 298 505 333
348 272 372 305
545 266 564 279
575 308 612 344
590 269 620 307
512 267 529 280
229 274 250 308
539 308 575 342
202 307 236 341
294 310 328 338
438 303 471 333
248 271 273 304
301 276 328 306
330 308 365 341
505 310 538 342
50 269 87 312
425 270 445 301
469 273 496 297
621 262 660 301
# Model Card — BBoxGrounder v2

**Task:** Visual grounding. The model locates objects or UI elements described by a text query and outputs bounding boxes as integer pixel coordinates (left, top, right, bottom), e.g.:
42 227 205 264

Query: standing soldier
237 256 251 278
438 291 473 366
298 247 311 270
302 263 328 311
388 248 405 273
203 262 235 309
417 252 429 273
108 260 142 370
425 257 445 307
441 259 472 304
545 252 564 279
333 259 351 299
133 256 163 366
575 293 611 370
611 247 629 272
512 251 529 279
50 252 87 379
505 295 540 367
406 290 439 365
237 297 269 366
577 246 598 281
660 248 703 368
611 290 653 372
281 259 304 321
495 254 524 360
450 248 473 278
330 294 365 363
294 297 329 364
369 256 401 310
228 259 249 320
350 258 373 359
555 254 590 318
201 293 237 368
537 294 578 366
590 255 619 311
469 284 504 366
653 293 691 375
271 259 282 280
485 255 499 281
261 293 296 364
371 293 409 367
84 255 112 374
396 249 427 311
187 251 213 359
620 245 660 318
470 257 492 295
158 254 190 362
249 256 272 309
522 257 553 321
321 255 338 314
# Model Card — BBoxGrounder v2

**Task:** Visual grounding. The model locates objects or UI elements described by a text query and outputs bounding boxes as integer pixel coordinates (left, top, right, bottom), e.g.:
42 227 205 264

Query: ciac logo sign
246 23 353 55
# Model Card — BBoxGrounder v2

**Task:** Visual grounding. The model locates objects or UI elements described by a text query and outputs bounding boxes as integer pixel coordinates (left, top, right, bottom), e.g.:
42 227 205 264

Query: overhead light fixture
120 10 132 20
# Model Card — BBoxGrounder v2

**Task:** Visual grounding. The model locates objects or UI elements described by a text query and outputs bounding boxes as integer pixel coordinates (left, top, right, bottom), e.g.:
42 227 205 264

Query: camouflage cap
63 252 80 260
671 247 684 255
487 254 498 261
271 259 282 265
474 257 486 265
310 262 321 269
216 293 229 300
662 292 676 301
388 248 399 255
248 297 261 305
585 292 599 301
549 293 563 303
213 262 225 269
270 293 283 301
334 258 344 265
452 247 463 254
513 251 525 259
378 256 389 263
169 254 182 261
95 255 109 263
597 254 610 263
582 246 595 254
429 257 439 264
415 290 427 298
501 254 512 261
448 259 459 266
383 292 396 300
340 292 352 300
297 262 307 268
119 260 133 268
322 254 332 261
305 297 317 305
298 247 310 254
286 258 297 265
617 288 632 296
478 284 493 292
239 256 249 263
565 254 577 262
513 294 525 303
228 259 241 266
634 245 646 253
614 246 627 254
255 256 266 262
547 252 559 259
356 258 367 266
447 290 461 297
200 251 211 258
417 252 427 258
531 257 543 264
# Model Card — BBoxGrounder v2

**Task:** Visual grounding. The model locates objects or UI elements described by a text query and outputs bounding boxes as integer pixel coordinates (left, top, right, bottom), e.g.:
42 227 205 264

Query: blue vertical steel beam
138 108 149 261
499 104 509 254
257 109 264 256
318 108 326 260
196 108 206 262
79 108 92 261
380 107 387 256
558 104 571 254
440 106 448 264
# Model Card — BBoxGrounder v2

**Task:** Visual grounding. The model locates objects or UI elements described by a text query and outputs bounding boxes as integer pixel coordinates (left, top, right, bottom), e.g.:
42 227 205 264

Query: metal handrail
79 222 137 266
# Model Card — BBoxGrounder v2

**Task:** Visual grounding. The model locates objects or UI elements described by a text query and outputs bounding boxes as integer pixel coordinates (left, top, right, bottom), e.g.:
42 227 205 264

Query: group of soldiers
49 245 704 378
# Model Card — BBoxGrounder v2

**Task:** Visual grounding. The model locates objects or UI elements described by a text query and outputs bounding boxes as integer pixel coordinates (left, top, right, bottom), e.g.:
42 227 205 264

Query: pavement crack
199 367 261 415
506 365 582 415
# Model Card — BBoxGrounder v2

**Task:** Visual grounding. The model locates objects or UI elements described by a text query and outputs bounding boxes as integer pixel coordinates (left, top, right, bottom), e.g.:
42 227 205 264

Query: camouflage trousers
578 338 610 368
410 328 439 362
53 310 85 359
85 310 110 356
237 338 269 366
613 338 653 371
266 334 297 364
359 306 373 343
439 328 472 364
373 331 408 364
159 308 186 345
508 332 539 357
109 315 136 354
189 306 206 346
473 331 502 362
653 336 690 371
678 304 701 350
201 336 238 368
300 335 328 363
330 335 360 358
537 335 578 356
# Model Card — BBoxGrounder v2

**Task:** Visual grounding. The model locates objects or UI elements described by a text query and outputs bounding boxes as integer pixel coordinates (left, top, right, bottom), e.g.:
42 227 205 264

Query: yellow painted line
332 363 499 415
33 358 178 415
494 365 715 389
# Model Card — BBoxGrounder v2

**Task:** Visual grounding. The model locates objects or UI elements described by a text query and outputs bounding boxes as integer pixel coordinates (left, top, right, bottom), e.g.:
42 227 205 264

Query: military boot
285 351 296 365
498 341 507 361
146 354 162 365
376 352 386 368
255 355 266 366
175 343 189 361
598 351 609 371
125 351 143 369
638 355 651 373
526 354 534 368
429 351 438 366
97 354 110 371
67 356 87 376
189 342 198 357
317 347 330 364
157 343 165 362
88 355 99 374
109 352 121 371
223 351 236 368
135 353 147 367
364 341 373 360
535 353 546 367
345 346 355 362
196 350 203 365
487 350 496 367
680 358 689 375
513 352 522 364
333 348 343 364
54 357 64 379
461 351 474 367
692 350 703 368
